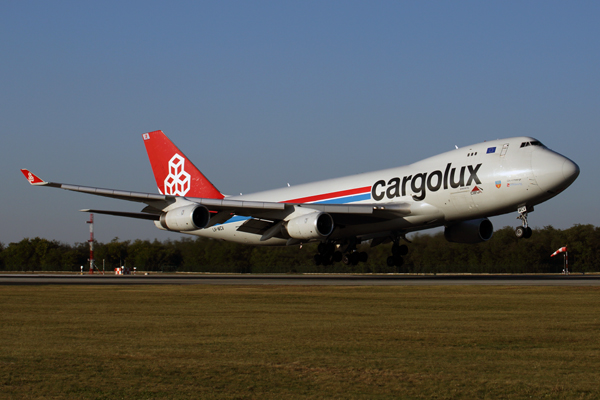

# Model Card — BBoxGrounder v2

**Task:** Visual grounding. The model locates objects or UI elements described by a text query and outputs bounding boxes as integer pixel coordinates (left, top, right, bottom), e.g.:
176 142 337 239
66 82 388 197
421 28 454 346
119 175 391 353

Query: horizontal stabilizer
80 209 160 221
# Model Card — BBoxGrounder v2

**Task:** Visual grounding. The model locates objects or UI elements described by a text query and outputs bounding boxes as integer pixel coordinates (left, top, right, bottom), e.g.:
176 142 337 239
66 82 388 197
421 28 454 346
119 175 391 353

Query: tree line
1 224 598 274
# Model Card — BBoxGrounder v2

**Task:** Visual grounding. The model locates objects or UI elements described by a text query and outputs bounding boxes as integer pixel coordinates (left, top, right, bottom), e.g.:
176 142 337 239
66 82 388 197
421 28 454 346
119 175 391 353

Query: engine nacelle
444 218 494 244
286 211 334 240
160 204 210 231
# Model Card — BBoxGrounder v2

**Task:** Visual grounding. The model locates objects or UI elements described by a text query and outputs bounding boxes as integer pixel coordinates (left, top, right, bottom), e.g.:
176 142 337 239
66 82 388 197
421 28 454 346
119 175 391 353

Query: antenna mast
86 214 97 274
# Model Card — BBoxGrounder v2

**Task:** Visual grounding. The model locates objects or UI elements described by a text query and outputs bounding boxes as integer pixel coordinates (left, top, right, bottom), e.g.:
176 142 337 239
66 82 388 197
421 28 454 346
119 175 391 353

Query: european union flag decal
486 147 496 154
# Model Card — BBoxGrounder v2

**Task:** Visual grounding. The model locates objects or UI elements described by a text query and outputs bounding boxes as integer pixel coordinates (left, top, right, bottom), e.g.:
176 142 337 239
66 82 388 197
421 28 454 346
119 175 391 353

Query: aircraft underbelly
184 223 288 245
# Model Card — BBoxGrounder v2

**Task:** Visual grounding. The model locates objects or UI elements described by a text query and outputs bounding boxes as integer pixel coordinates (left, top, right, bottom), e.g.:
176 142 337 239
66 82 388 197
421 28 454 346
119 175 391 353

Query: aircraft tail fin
142 130 224 199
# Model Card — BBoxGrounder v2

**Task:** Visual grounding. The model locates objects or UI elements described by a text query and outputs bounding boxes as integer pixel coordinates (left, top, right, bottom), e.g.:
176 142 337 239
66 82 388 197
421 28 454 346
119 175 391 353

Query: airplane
21 130 579 267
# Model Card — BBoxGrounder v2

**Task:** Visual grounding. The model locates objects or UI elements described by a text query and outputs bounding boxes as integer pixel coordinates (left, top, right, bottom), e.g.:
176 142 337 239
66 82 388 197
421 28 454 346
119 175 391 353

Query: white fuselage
158 137 578 245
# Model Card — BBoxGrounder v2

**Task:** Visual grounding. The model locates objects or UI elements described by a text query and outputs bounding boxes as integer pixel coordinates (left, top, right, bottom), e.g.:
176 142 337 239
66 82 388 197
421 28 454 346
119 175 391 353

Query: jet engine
444 218 494 244
160 204 210 231
286 211 334 240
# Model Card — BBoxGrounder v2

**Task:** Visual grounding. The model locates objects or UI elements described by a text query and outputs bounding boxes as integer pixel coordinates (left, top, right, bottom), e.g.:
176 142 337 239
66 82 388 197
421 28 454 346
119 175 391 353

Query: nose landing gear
515 206 533 239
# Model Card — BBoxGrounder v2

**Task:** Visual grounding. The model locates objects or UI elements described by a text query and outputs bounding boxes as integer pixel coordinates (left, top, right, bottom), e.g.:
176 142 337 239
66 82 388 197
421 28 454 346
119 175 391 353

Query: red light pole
86 214 96 274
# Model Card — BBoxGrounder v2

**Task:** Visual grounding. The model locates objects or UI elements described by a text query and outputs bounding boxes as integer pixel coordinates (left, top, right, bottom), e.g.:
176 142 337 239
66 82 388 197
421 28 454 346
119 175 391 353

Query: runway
1 273 599 286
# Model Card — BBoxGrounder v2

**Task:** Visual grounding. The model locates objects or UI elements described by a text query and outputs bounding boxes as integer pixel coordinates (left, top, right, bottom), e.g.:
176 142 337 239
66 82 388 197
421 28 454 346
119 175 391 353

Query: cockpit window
520 140 545 148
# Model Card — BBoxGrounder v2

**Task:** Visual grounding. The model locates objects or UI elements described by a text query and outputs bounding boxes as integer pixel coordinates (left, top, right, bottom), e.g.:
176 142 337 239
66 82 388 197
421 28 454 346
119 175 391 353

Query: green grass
1 285 599 399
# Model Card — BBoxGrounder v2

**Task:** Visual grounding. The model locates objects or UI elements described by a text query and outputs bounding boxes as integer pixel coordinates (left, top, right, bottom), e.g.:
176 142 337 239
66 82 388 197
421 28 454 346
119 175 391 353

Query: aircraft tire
524 227 533 239
393 254 404 267
332 251 343 263
515 226 525 238
392 244 409 256
358 252 368 263
318 243 327 254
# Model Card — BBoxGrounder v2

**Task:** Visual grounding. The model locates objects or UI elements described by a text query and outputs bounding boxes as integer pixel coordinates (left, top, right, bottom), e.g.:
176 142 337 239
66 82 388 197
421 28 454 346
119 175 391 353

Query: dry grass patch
1 285 599 399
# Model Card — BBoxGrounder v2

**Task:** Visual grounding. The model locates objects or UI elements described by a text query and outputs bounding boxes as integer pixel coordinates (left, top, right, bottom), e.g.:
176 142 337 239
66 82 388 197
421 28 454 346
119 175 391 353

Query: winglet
20 169 47 185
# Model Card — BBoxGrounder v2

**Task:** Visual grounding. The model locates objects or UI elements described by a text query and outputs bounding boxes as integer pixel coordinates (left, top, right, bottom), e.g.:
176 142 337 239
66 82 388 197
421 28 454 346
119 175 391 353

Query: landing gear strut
314 241 367 266
342 251 368 266
515 206 533 239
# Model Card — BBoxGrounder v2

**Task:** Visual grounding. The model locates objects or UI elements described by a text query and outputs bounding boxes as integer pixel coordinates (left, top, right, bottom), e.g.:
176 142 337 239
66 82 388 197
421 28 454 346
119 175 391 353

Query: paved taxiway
1 274 599 286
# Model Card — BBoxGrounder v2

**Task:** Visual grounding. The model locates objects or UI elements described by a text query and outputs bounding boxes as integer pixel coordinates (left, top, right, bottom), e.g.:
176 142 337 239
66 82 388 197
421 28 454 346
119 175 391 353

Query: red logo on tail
164 154 190 195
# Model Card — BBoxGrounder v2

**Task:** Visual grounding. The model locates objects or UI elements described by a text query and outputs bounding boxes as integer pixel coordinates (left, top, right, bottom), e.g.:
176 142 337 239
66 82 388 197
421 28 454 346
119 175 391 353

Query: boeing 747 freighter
22 130 579 267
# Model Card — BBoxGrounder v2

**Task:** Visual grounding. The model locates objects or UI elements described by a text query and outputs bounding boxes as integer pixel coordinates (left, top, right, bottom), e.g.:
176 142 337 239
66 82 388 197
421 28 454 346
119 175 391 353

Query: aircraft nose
562 157 580 184
532 150 580 194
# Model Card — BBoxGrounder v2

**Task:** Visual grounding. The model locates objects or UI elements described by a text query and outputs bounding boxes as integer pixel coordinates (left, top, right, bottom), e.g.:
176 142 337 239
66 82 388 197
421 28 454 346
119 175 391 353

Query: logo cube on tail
165 154 191 196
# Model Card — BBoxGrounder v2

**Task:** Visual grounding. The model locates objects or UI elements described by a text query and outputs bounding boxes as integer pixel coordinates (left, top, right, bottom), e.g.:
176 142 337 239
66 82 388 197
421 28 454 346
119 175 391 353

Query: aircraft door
493 141 535 204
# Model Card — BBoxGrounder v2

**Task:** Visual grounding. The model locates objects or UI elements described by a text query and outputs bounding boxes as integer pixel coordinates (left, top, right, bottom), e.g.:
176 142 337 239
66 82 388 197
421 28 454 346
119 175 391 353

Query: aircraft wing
21 169 175 210
20 169 412 224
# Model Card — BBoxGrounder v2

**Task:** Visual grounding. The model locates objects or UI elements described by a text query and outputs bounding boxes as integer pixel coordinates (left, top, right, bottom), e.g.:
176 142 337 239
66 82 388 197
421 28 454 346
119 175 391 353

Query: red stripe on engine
282 186 371 204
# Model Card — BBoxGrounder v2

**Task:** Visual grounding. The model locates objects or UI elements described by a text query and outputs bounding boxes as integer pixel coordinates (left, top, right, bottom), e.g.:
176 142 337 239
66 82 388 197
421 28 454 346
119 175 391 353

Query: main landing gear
515 206 533 239
313 242 368 266
386 241 408 268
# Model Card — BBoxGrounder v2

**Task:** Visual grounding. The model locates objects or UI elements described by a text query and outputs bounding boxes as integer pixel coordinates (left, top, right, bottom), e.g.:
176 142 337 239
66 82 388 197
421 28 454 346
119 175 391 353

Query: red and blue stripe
218 186 372 226
283 186 372 205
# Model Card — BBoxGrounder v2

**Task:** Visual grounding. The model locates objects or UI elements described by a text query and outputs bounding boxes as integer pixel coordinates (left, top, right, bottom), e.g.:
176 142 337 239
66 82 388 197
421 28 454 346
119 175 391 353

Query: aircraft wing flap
61 184 169 201
192 198 287 211
141 205 163 215
292 202 412 216
297 204 374 214
242 200 282 210
236 218 275 235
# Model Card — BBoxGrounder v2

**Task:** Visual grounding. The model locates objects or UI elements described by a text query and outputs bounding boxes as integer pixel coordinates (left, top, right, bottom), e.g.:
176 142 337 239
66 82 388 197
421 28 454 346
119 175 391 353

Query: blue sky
1 1 598 245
